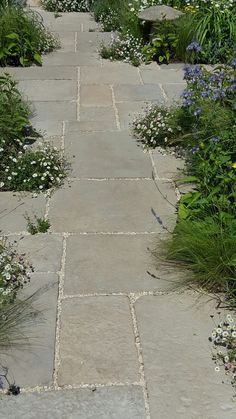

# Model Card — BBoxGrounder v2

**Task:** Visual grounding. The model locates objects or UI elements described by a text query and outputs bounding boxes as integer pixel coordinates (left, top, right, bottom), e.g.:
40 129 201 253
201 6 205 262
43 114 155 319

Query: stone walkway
0 8 235 419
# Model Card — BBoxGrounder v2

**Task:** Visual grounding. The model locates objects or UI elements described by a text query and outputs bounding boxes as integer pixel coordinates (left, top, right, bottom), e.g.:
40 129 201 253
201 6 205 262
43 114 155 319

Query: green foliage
164 217 236 305
0 238 32 306
25 214 51 235
0 73 67 192
0 5 59 67
100 32 144 66
142 32 178 64
42 0 93 12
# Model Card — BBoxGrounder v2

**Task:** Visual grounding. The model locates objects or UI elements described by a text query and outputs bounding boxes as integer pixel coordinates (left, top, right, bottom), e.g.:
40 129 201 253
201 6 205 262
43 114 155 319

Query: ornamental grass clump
0 4 59 67
0 73 67 192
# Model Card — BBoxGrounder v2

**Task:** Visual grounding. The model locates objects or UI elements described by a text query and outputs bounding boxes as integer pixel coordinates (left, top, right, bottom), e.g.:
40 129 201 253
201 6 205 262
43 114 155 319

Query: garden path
0 6 235 418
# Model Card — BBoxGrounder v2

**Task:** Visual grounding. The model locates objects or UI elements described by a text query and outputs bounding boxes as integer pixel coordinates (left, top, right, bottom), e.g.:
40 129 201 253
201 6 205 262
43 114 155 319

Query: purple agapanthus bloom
187 40 201 53
212 87 226 101
191 146 200 154
183 65 203 81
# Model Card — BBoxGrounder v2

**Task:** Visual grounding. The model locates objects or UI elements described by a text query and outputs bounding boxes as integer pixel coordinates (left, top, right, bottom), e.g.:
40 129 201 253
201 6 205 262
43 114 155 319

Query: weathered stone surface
163 83 186 102
64 234 184 295
77 32 112 53
65 130 152 178
31 120 63 137
8 234 63 272
43 52 100 66
135 294 236 419
0 386 146 419
31 101 76 122
0 66 77 80
80 85 112 107
81 63 141 85
79 106 117 129
152 150 185 180
0 193 46 233
116 101 150 130
0 273 58 388
58 296 139 385
55 31 76 52
138 5 184 22
114 84 164 103
18 80 76 101
49 180 175 233
140 66 184 84
65 120 118 133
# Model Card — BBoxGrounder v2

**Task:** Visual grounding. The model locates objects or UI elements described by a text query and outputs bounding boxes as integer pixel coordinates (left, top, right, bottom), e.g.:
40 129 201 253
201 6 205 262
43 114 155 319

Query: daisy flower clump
100 32 145 66
0 239 33 306
133 104 183 150
42 0 93 12
209 313 236 391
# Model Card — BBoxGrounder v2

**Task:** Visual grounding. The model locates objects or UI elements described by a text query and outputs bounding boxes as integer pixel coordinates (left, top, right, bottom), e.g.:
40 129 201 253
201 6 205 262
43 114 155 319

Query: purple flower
191 146 200 154
183 65 203 81
194 107 201 116
211 136 220 143
187 40 201 53
229 58 236 68
212 87 226 101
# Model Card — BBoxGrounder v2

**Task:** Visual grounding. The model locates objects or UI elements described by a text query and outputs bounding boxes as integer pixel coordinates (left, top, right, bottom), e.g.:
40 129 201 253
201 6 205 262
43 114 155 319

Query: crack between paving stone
76 67 80 121
74 32 77 53
110 85 121 130
129 294 151 419
159 83 168 103
53 233 68 389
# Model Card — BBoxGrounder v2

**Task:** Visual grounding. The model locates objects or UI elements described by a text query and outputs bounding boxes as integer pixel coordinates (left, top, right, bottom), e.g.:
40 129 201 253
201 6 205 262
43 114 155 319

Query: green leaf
5 33 19 40
33 53 42 64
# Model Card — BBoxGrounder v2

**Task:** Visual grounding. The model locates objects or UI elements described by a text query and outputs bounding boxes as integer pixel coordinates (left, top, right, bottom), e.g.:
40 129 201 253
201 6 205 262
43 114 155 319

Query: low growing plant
0 73 68 192
42 0 93 12
25 214 51 235
100 32 145 66
0 238 32 306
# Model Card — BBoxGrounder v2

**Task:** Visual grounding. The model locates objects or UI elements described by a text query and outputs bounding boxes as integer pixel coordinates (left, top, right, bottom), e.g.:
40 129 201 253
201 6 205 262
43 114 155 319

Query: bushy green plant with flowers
100 32 145 66
0 73 67 192
42 0 93 12
0 238 33 306
209 313 236 391
0 5 59 67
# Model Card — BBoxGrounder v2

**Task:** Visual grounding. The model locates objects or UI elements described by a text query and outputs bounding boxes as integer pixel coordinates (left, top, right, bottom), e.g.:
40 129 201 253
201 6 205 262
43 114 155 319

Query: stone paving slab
152 150 185 180
65 130 152 178
64 234 184 295
0 193 46 234
32 120 63 137
48 180 175 233
79 106 117 129
43 52 100 66
8 234 63 273
31 101 76 123
163 83 186 102
140 67 184 84
0 66 77 80
116 101 151 130
114 84 164 103
58 296 139 385
18 80 76 101
135 294 236 418
65 120 118 133
53 31 75 52
0 273 58 388
0 386 146 419
77 32 112 53
80 85 112 107
81 64 141 85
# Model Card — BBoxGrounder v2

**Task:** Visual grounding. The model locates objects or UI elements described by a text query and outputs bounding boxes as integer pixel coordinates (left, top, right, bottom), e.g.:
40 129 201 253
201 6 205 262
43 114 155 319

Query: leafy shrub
142 32 178 64
42 0 93 12
0 73 67 192
0 238 32 306
0 6 59 67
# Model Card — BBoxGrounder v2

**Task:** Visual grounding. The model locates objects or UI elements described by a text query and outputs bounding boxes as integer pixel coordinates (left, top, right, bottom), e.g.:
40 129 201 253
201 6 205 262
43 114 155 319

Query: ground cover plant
42 0 93 12
0 73 67 192
25 214 51 235
0 2 59 67
134 61 236 307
